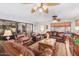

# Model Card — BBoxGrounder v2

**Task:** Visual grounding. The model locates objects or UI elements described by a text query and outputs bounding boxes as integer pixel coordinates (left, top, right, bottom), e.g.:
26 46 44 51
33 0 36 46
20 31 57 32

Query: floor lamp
3 30 12 40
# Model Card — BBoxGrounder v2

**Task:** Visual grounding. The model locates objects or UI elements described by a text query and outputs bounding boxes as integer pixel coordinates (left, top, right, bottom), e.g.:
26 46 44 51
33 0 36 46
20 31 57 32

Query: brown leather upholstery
17 34 32 46
0 41 34 56
74 45 79 56
55 32 65 43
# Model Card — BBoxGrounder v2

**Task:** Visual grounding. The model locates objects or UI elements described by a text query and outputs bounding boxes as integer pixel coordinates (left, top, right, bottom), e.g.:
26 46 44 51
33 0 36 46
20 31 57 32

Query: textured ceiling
0 3 79 24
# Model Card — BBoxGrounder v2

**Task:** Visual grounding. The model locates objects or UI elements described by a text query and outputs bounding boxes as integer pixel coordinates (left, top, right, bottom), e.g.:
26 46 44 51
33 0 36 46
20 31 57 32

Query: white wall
33 19 78 33
0 3 78 33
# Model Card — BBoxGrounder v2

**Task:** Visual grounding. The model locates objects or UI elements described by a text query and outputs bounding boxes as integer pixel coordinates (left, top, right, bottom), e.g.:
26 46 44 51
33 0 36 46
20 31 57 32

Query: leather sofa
0 41 34 56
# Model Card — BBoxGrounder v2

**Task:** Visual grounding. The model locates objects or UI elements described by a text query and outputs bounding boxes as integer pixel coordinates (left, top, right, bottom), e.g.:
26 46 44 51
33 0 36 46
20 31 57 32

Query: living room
0 3 79 56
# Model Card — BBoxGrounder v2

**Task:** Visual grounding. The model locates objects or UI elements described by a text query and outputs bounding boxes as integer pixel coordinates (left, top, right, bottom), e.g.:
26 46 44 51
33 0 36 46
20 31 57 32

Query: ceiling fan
52 15 61 22
31 3 60 13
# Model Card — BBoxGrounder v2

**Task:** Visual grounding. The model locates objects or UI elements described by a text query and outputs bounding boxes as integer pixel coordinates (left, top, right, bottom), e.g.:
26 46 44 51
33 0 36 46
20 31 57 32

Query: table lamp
3 30 12 40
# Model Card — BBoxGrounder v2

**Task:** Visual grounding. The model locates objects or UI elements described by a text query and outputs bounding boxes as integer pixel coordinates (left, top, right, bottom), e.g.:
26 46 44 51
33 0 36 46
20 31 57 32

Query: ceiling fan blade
31 6 38 13
42 5 48 13
31 8 36 13
47 3 60 6
52 16 61 22
44 8 48 13
57 19 61 21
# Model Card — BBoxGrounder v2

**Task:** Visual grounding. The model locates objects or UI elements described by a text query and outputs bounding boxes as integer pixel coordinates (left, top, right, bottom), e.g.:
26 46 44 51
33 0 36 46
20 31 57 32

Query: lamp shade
10 28 16 32
3 30 12 36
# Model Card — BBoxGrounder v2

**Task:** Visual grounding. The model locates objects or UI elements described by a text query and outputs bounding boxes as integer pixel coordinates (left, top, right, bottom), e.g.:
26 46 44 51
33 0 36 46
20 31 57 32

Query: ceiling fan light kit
33 6 37 10
39 8 43 12
52 15 57 20
21 3 60 13
42 5 48 10
43 8 48 13
36 3 41 8
52 15 61 22
31 3 48 13
31 3 59 13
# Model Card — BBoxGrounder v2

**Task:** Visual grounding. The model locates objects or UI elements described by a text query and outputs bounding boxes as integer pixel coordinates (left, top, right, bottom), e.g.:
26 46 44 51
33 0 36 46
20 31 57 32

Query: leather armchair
0 41 34 56
17 34 32 46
